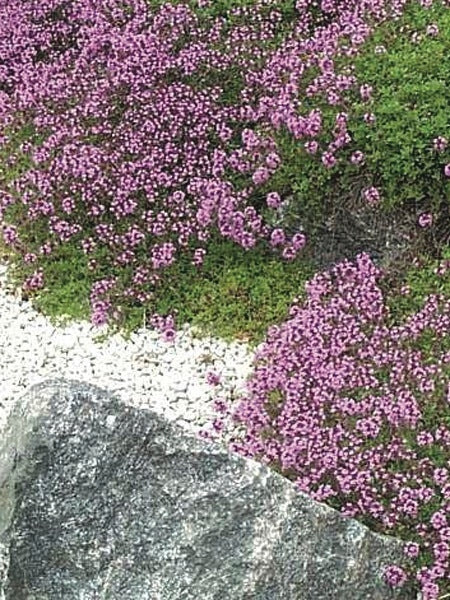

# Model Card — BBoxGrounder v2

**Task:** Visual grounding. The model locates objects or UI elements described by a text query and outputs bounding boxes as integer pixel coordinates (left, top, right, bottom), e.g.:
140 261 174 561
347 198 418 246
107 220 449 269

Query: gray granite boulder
0 380 416 600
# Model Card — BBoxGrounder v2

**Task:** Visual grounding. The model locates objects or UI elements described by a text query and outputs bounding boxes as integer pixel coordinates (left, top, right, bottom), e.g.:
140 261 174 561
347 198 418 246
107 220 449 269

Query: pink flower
292 232 306 250
350 151 365 165
363 112 376 125
421 582 439 600
304 141 319 154
360 84 373 101
39 242 52 256
417 431 434 446
433 541 449 561
444 163 450 178
23 268 44 291
241 128 258 148
252 166 270 186
327 90 340 105
2 225 17 245
162 328 176 343
282 246 297 261
212 417 225 433
213 398 229 414
404 542 420 558
431 511 447 530
191 248 206 267
270 228 286 247
206 371 221 386
266 152 281 170
319 57 334 73
24 252 37 263
266 192 282 209
433 136 448 152
418 212 433 228
384 565 407 588
363 186 381 205
322 151 336 168
197 428 214 441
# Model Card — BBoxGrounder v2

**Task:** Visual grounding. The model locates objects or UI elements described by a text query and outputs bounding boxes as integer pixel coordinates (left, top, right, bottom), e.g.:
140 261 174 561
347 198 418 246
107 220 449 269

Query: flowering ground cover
204 248 450 599
0 0 449 597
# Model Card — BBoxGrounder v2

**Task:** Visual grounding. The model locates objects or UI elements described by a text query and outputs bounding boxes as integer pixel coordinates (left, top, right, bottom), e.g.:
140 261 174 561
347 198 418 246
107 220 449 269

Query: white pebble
0 263 256 441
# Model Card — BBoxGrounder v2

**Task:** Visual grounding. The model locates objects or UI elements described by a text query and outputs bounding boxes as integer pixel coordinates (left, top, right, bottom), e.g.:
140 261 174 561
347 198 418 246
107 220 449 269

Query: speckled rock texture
0 380 415 600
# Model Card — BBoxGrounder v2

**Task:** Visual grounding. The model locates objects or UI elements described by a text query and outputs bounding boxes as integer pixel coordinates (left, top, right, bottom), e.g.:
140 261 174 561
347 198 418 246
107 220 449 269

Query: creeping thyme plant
204 250 450 599
0 0 449 597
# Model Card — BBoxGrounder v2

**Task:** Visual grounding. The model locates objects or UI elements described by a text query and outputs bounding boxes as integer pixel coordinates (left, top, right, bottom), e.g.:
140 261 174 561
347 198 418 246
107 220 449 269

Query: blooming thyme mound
0 0 308 329
204 253 450 600
0 0 445 333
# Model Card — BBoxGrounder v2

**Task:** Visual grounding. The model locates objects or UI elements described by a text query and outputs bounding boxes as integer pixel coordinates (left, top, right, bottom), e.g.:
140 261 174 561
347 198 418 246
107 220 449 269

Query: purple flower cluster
209 253 450 599
0 0 443 328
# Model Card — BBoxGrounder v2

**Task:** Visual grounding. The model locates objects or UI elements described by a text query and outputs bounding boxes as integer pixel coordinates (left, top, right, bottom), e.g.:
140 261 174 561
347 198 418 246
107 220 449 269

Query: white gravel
0 262 255 441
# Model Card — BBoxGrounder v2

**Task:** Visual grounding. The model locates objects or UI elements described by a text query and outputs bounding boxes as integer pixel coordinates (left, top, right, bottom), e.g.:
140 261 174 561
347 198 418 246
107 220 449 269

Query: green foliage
30 244 92 325
268 0 450 242
147 232 316 348
0 226 315 348
0 238 92 326
382 245 450 325
0 121 48 185
347 1 450 213
256 122 337 237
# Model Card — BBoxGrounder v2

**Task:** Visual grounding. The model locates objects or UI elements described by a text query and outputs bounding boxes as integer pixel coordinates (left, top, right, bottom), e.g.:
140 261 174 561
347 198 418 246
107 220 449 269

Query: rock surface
0 380 415 600
274 194 421 274
306 201 420 273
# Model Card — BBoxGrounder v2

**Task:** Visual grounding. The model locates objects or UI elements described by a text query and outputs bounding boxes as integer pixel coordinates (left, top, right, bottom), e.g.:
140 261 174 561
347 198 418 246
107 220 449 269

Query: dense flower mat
0 0 449 597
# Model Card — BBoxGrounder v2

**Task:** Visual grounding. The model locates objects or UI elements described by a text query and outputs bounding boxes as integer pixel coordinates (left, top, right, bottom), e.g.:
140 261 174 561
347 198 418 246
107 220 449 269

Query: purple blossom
363 186 381 205
270 228 286 247
24 252 37 263
191 247 206 266
404 542 420 559
322 151 337 168
265 152 281 170
363 112 376 125
433 136 448 152
252 166 270 186
2 225 18 245
360 84 373 101
266 192 282 209
206 371 221 386
384 565 408 588
426 24 439 37
291 232 306 251
162 328 176 343
418 212 433 228
350 151 365 165
304 141 319 154
23 268 44 291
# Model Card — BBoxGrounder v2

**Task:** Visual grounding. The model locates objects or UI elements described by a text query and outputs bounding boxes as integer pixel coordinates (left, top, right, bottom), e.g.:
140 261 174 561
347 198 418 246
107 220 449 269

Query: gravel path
0 263 255 441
